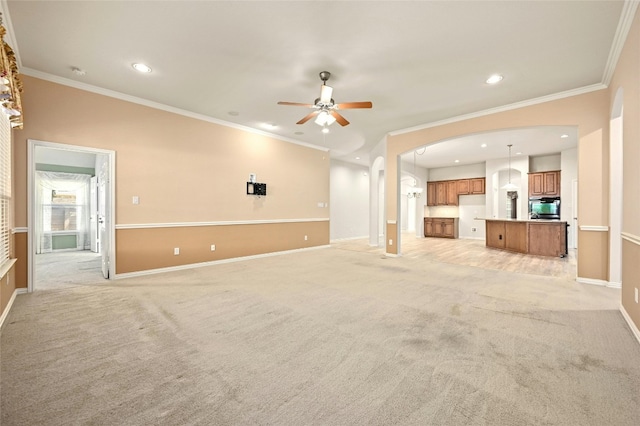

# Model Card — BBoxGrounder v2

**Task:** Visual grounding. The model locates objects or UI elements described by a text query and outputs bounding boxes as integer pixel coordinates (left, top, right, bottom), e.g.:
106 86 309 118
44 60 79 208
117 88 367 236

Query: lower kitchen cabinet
485 219 568 257
424 217 459 239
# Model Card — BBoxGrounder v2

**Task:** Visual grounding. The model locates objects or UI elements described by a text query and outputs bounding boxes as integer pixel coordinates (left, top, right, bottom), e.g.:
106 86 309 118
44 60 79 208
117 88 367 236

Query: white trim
386 220 397 225
579 225 609 232
330 235 369 243
389 84 606 137
602 0 640 85
576 277 609 287
0 288 27 330
576 277 621 289
0 258 16 279
384 252 399 258
20 68 329 154
622 232 640 245
114 245 331 280
608 281 622 289
28 140 117 291
12 227 28 233
116 218 329 230
620 302 640 346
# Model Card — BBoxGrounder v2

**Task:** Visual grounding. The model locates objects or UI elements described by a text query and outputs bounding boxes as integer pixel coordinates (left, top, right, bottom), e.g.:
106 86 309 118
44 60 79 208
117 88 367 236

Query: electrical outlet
471 227 477 232
132 195 140 205
635 288 638 304
304 235 308 241
389 239 393 246
174 247 180 255
210 244 216 251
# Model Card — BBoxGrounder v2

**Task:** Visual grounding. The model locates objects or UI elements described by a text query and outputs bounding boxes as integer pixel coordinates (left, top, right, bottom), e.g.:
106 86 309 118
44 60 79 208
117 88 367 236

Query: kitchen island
485 218 568 257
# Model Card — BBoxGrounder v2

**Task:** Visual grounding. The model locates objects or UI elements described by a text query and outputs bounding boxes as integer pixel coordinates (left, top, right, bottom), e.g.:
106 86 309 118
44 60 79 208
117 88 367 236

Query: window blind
0 112 11 266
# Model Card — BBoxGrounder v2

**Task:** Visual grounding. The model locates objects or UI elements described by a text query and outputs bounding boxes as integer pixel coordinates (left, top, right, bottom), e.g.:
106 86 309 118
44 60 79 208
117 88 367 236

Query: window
0 112 11 266
50 189 78 231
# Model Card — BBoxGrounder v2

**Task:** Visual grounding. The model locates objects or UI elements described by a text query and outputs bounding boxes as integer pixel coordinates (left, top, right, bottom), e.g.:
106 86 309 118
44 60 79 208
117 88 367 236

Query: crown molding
602 0 639 85
389 83 607 137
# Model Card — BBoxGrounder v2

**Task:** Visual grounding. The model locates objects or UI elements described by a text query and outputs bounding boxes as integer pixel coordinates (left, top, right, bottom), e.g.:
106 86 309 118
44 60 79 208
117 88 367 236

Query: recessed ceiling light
516 152 523 155
132 63 152 73
355 156 361 160
560 134 569 138
261 123 277 130
481 143 487 148
454 159 460 163
486 74 503 84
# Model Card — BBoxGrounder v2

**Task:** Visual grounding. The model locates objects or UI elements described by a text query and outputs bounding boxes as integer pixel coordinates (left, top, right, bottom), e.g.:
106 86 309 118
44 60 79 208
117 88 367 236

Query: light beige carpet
2 246 639 425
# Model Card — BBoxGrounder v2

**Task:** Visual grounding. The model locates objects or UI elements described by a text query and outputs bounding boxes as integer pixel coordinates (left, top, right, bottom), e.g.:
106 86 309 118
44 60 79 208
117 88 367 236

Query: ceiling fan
277 71 372 127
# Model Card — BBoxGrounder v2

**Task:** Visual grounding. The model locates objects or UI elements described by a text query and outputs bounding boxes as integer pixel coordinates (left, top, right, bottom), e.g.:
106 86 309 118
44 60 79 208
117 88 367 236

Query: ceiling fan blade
335 101 373 109
278 101 315 107
297 111 319 124
330 110 350 126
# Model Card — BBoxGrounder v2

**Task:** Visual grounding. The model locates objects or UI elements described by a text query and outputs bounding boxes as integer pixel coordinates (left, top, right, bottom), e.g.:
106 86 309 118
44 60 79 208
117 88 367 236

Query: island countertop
484 218 568 257
480 217 568 224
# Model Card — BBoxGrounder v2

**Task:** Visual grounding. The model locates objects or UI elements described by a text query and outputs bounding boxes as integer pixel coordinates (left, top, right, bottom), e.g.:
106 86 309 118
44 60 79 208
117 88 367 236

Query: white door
97 155 110 278
90 176 98 253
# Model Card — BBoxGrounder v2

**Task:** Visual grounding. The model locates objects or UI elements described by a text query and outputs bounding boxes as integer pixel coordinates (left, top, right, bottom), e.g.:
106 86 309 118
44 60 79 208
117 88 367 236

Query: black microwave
529 197 560 220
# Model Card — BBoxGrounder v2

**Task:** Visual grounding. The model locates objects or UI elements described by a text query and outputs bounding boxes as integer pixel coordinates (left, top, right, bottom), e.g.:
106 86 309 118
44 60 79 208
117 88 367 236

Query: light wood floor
333 233 577 280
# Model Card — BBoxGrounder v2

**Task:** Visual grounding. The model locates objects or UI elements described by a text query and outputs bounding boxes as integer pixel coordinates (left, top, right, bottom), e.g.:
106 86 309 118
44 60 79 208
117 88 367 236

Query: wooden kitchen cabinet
486 221 506 249
446 181 458 205
485 219 568 257
528 171 560 197
427 182 437 206
528 222 567 257
457 179 470 195
470 178 485 194
486 220 528 253
427 177 485 206
424 217 459 239
436 181 447 205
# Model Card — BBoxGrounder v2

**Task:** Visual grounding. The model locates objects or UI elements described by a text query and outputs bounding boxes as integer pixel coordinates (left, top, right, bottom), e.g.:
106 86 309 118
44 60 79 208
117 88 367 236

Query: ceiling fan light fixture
320 84 333 104
315 111 336 126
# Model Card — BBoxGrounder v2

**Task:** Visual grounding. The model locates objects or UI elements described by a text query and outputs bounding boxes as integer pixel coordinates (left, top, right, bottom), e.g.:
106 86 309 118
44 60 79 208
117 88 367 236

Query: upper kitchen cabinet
528 171 560 197
426 177 485 206
469 178 485 194
427 182 437 206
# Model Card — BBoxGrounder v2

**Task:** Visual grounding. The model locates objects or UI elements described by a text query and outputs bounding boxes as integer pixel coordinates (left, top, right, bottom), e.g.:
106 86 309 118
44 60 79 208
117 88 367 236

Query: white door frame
27 139 116 292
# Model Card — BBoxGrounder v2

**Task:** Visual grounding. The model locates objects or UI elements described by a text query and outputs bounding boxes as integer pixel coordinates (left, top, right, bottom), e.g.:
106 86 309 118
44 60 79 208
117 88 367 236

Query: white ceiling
2 1 627 167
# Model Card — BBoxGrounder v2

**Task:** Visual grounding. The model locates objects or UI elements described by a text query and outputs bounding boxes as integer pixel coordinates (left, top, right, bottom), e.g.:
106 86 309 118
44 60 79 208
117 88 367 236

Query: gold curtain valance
0 17 23 129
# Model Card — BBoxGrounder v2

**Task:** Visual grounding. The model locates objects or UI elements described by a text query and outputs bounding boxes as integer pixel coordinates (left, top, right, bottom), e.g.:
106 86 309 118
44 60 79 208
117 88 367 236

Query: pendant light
407 150 423 198
502 144 518 190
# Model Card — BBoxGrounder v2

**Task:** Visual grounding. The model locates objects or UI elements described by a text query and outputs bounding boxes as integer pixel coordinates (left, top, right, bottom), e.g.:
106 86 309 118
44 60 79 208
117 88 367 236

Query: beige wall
610 10 640 332
12 76 330 279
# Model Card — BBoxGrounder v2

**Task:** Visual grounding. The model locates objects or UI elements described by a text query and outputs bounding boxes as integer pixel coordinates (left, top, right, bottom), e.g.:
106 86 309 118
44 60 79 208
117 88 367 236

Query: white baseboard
577 277 609 287
0 288 27 330
330 235 369 243
620 303 640 345
607 281 622 289
114 245 331 280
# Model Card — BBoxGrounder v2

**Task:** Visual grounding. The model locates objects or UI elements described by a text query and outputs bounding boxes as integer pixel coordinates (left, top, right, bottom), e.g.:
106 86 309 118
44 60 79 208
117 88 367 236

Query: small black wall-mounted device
247 182 267 196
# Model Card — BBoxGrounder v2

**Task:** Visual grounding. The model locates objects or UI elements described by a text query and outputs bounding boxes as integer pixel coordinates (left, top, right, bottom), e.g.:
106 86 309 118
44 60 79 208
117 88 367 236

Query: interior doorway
27 140 115 291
